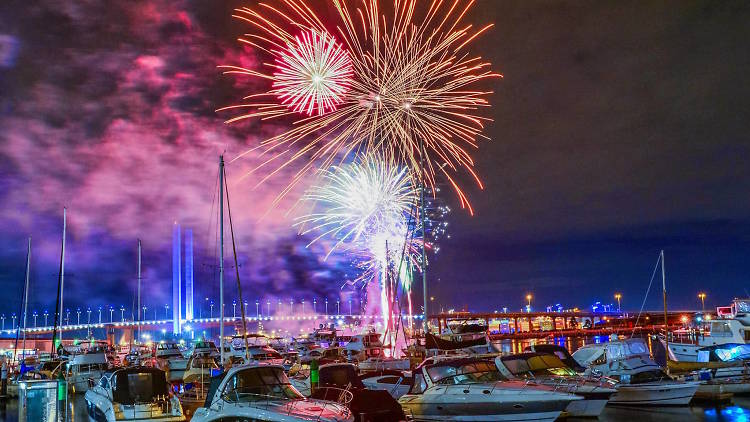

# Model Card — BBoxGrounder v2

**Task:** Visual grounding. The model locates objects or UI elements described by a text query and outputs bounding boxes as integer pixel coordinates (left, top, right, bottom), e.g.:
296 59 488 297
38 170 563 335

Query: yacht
398 357 581 421
65 344 110 393
344 331 410 372
190 363 353 422
183 353 220 384
666 299 750 362
426 317 496 355
84 366 185 421
572 338 698 405
496 352 617 418
154 342 188 382
669 343 750 395
190 340 220 359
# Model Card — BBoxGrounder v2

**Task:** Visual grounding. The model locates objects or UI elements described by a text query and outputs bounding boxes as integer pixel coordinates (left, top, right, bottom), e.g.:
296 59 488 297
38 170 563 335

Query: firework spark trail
219 0 500 213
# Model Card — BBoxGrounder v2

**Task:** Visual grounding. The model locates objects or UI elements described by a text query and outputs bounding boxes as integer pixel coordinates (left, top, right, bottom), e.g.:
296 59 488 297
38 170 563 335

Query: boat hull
609 382 698 406
399 395 574 422
565 398 608 418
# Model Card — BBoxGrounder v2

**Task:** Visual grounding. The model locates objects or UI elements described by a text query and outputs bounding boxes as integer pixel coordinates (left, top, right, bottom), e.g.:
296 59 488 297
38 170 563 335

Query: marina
1 0 748 421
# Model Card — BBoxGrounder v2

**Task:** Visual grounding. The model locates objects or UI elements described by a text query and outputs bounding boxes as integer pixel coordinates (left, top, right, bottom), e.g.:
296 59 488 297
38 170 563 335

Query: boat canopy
112 367 169 405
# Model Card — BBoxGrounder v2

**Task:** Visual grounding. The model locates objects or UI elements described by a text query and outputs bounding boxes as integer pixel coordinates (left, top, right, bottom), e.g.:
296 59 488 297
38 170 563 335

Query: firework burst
272 29 353 116
220 0 500 213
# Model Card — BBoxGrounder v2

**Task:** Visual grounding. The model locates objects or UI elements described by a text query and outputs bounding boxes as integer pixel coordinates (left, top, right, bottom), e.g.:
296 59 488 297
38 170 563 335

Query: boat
572 338 698 405
665 299 750 362
495 352 617 418
360 370 413 399
426 317 497 355
190 340 220 359
310 363 406 421
524 344 586 372
190 363 353 422
84 366 185 421
344 331 410 372
398 356 582 421
64 343 110 393
182 353 219 384
668 343 750 395
154 342 189 382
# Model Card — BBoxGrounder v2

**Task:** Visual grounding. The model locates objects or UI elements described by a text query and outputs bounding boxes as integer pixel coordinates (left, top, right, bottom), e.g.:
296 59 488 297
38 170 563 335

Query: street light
313 298 317 315
614 293 622 313
232 300 237 318
33 311 38 328
165 304 169 319
11 313 16 330
301 299 306 316
98 306 102 324
87 308 92 324
66 309 70 325
210 301 214 318
290 299 294 315
109 306 114 323
76 308 81 325
336 300 340 315
44 310 48 326
267 300 271 317
698 293 706 312
120 306 125 322
325 299 329 316
1 314 5 330
256 300 260 318
526 294 533 311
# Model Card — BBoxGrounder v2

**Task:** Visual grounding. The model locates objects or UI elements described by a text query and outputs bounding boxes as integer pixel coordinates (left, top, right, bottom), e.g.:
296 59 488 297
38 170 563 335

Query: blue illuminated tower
185 229 194 321
172 222 181 334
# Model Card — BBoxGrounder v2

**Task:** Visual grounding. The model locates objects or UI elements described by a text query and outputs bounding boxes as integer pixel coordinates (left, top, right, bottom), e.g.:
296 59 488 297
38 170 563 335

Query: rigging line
631 252 662 338
393 194 419 347
224 165 251 361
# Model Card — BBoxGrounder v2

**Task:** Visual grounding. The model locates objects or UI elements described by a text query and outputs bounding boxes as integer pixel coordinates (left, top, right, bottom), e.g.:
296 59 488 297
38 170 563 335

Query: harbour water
2 336 749 421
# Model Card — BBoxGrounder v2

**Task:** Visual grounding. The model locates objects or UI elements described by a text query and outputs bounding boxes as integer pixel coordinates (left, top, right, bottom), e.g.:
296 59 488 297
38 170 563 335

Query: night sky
0 0 748 320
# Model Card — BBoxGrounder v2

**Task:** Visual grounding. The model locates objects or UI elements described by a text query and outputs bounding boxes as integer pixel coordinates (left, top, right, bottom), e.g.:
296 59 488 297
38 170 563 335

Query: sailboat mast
137 239 142 342
661 250 669 365
219 155 225 365
52 207 67 353
420 137 428 334
21 237 31 358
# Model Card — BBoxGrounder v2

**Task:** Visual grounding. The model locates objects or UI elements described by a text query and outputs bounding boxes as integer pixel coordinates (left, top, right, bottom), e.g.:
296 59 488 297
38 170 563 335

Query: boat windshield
626 369 670 384
427 361 506 385
502 355 578 378
222 367 303 402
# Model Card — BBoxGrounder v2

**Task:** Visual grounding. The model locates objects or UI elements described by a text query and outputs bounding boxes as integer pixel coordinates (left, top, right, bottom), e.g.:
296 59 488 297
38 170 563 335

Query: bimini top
108 366 169 405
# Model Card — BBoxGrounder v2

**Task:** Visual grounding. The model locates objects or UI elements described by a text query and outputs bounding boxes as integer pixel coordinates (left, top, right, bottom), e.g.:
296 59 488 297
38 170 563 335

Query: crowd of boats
6 298 750 421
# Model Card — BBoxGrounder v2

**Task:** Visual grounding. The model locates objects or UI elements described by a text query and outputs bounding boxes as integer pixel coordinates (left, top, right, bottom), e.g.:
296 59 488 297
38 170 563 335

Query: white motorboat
154 342 188 382
183 353 219 384
669 343 750 395
398 357 581 421
344 331 410 372
572 338 698 405
496 352 617 418
65 345 110 393
190 363 353 422
190 340 220 359
666 299 750 362
84 366 185 421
